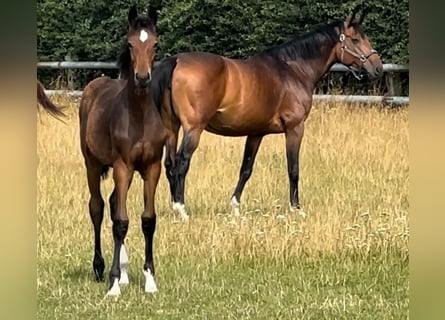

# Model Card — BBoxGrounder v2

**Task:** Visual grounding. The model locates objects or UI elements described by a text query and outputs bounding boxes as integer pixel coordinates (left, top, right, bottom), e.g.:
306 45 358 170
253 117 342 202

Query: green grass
37 98 409 319
38 252 407 319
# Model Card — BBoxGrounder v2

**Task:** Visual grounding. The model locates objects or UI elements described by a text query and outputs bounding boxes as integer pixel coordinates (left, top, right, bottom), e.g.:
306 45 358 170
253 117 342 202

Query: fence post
385 72 402 96
64 54 75 90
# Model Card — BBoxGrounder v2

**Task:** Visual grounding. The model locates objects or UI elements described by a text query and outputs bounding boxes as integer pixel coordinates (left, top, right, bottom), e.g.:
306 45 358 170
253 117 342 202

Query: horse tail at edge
151 57 178 113
37 79 67 122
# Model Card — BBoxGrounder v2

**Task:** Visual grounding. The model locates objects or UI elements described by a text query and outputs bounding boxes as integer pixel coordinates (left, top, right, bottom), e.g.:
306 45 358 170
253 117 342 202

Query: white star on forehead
139 30 149 42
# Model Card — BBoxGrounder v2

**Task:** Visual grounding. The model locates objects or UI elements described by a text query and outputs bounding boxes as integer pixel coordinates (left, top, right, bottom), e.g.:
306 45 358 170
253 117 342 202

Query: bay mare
150 5 383 220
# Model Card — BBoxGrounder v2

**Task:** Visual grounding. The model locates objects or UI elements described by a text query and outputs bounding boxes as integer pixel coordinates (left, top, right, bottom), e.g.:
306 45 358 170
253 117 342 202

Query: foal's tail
151 57 178 112
37 79 67 122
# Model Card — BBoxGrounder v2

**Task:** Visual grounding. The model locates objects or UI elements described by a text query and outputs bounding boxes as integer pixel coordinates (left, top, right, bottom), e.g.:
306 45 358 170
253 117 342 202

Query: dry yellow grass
37 96 408 319
38 96 408 257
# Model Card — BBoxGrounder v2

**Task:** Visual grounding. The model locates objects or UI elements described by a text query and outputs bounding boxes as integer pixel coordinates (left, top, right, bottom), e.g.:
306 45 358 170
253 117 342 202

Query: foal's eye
127 42 133 49
351 38 360 45
154 42 159 49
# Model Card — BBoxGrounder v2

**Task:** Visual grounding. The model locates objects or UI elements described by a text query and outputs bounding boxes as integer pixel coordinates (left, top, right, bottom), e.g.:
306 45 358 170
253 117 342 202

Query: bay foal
79 5 165 296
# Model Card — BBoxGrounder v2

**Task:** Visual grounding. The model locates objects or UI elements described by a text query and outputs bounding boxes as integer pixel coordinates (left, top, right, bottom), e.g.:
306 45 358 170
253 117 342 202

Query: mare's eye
351 38 360 45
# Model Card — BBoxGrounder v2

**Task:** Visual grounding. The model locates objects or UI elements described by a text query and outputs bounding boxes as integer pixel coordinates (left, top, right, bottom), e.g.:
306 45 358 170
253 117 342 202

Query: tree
37 0 409 94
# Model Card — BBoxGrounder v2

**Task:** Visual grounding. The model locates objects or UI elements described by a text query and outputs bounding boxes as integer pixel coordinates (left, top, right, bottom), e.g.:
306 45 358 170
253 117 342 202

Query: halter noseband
339 33 378 80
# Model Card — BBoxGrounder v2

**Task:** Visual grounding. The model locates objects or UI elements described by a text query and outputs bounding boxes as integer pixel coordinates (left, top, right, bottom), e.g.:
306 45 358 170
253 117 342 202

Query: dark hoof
93 256 105 282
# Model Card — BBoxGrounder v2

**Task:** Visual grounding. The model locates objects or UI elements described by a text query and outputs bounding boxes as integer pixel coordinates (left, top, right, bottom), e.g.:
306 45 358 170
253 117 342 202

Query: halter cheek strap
339 33 378 80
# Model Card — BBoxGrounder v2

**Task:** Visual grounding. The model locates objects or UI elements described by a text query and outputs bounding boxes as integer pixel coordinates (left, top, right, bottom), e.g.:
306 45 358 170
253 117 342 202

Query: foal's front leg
106 160 134 296
108 174 134 286
141 161 162 293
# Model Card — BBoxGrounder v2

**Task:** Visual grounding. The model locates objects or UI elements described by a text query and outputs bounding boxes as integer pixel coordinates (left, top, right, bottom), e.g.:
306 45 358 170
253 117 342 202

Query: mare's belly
205 107 284 137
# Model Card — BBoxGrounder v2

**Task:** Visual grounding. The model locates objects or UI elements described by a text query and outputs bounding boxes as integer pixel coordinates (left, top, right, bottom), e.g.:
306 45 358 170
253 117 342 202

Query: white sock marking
139 30 148 42
231 196 240 216
172 202 189 221
119 245 129 284
106 278 121 296
289 203 307 218
143 269 158 293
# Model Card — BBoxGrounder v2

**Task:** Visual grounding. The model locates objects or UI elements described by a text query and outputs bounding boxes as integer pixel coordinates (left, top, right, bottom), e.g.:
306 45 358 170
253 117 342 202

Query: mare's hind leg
172 127 204 220
141 161 162 293
85 161 106 281
230 135 263 215
108 174 134 286
164 122 180 204
285 123 306 217
106 159 134 296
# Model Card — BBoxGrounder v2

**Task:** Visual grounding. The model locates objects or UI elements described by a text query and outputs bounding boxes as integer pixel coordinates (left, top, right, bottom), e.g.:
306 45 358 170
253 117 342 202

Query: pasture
37 96 408 319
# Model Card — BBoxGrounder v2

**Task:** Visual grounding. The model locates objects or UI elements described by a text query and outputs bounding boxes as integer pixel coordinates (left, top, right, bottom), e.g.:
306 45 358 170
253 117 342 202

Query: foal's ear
128 5 138 26
148 5 158 25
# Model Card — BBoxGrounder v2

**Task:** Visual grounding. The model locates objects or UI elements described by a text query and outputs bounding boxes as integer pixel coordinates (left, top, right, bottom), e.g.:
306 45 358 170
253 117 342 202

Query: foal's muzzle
135 72 152 88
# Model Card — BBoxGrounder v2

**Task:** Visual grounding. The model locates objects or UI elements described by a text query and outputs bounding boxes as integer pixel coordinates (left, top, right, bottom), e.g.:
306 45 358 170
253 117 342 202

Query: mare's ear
358 6 369 25
347 4 362 27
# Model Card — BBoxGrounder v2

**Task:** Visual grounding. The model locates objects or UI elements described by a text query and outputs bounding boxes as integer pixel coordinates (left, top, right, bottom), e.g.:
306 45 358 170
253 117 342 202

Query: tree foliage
37 0 409 93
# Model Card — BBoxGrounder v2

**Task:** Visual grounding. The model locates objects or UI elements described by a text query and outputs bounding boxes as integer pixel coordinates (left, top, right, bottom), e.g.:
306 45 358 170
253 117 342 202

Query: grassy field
37 97 409 319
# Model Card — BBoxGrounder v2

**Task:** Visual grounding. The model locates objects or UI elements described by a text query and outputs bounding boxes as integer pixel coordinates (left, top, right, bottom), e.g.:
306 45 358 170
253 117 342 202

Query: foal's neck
125 79 154 119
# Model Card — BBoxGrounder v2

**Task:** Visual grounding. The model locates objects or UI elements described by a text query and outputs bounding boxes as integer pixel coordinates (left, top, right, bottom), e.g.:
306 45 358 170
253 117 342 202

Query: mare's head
118 5 158 89
335 5 383 80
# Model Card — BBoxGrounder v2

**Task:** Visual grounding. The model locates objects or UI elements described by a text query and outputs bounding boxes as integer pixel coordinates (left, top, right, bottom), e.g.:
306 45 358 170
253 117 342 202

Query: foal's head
119 5 158 89
335 5 383 80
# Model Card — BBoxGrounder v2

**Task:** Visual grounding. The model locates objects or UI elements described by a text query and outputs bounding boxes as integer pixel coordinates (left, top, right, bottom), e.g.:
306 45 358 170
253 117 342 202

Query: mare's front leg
230 135 263 215
141 161 162 293
172 127 203 220
106 159 134 296
285 123 305 215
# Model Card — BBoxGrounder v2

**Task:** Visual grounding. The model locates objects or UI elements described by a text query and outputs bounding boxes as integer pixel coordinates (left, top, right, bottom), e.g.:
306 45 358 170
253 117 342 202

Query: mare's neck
260 24 342 85
287 45 338 85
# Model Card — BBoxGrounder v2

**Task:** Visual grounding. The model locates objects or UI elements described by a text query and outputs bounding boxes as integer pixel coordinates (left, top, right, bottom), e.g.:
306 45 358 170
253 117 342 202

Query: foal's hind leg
141 161 162 293
230 135 263 215
85 161 106 281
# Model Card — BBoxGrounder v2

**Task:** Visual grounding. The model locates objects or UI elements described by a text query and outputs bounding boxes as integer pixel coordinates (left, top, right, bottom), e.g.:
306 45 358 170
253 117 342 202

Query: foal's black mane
117 16 156 79
259 20 364 62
